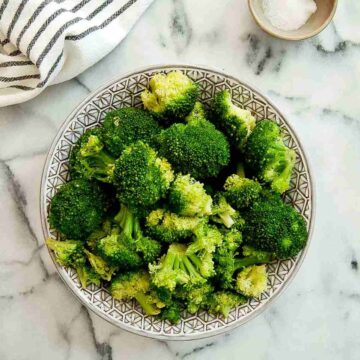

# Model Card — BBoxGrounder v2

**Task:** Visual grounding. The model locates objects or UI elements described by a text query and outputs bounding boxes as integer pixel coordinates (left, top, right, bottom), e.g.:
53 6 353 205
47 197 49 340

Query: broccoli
244 120 296 193
185 101 207 123
114 141 174 214
176 282 214 314
46 238 86 268
84 249 117 281
224 174 262 209
206 291 246 318
102 107 161 158
156 117 230 180
211 90 256 149
235 265 268 298
110 270 165 315
242 191 308 258
211 195 242 229
69 128 104 180
169 174 212 217
96 204 161 268
76 265 101 288
187 224 223 255
145 208 203 243
87 219 113 251
160 302 182 324
149 243 213 291
48 179 108 240
141 70 199 123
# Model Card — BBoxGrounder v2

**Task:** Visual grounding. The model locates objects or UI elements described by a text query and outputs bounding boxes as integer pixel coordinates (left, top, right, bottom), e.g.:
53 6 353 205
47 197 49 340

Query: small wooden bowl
248 0 338 41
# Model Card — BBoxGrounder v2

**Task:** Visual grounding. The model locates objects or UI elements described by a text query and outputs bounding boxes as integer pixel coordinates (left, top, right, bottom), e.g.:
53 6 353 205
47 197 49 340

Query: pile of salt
262 0 317 31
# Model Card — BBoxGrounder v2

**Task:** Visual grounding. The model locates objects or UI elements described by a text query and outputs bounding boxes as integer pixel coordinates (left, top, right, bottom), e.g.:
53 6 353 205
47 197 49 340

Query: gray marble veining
0 0 359 359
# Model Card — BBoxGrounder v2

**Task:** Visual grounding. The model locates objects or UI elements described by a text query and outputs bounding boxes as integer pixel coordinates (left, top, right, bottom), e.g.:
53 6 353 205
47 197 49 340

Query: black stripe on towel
6 0 27 39
0 60 33 68
0 74 40 83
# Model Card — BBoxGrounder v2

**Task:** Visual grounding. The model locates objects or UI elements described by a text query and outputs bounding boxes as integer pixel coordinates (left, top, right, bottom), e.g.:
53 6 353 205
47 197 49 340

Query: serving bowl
248 0 338 41
41 64 314 340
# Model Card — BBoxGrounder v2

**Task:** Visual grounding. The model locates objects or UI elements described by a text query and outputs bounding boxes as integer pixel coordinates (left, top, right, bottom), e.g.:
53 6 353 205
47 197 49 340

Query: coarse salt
262 0 317 31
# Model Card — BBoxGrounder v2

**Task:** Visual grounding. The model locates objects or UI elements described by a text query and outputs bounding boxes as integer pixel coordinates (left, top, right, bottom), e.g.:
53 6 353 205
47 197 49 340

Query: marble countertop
1 0 360 359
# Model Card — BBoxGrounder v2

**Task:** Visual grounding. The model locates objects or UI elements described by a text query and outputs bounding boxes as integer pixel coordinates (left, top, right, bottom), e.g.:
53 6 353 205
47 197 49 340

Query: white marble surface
1 0 360 359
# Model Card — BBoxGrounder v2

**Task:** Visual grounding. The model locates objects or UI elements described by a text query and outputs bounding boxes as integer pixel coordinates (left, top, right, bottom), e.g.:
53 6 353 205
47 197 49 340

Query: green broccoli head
211 90 256 149
76 264 101 288
114 141 174 214
156 119 230 180
145 208 203 243
206 291 246 318
46 239 86 268
160 301 182 324
176 282 214 314
211 195 241 229
242 191 308 258
186 224 223 255
224 174 262 209
235 265 268 298
185 101 207 123
169 174 213 217
244 120 296 193
141 70 199 123
69 128 105 180
149 243 213 291
84 249 117 281
48 179 108 240
102 107 161 158
110 270 165 316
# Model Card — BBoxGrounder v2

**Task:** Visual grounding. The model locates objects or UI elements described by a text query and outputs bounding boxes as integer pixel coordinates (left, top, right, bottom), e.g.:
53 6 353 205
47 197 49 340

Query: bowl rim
40 63 315 341
248 0 338 41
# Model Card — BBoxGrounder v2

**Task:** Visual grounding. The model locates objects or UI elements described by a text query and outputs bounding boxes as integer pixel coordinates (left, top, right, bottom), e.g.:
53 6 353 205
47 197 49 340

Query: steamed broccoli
242 192 308 258
114 141 174 214
244 120 296 193
149 243 213 291
235 265 268 298
223 174 262 209
76 265 101 288
48 179 108 240
211 90 256 149
187 224 223 255
141 70 199 123
169 174 212 217
146 208 203 243
160 302 182 324
211 195 242 229
102 107 161 157
156 116 230 180
96 205 161 268
110 270 165 315
206 291 246 318
69 128 104 180
84 249 117 281
46 238 86 267
185 101 207 123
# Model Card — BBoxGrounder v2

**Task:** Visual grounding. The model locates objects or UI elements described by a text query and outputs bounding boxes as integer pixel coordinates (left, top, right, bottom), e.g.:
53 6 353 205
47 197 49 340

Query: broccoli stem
234 254 272 271
219 213 234 228
134 293 161 315
236 163 246 178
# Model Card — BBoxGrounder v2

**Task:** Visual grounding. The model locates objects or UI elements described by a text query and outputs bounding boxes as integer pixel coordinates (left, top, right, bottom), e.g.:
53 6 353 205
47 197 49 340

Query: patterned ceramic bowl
41 64 314 340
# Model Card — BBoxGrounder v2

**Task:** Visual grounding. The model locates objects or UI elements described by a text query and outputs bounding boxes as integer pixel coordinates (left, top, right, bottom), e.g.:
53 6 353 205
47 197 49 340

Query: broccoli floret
185 101 207 123
87 219 113 251
156 118 230 180
110 270 165 315
224 174 262 209
176 282 214 314
169 174 212 217
114 141 174 214
141 70 199 123
186 224 223 255
48 179 108 240
211 90 256 149
235 265 268 298
211 195 241 229
102 107 161 158
69 128 104 180
46 239 86 267
206 291 246 318
149 243 213 291
145 208 203 243
244 120 296 193
242 192 308 258
160 302 182 324
84 249 117 281
76 264 101 288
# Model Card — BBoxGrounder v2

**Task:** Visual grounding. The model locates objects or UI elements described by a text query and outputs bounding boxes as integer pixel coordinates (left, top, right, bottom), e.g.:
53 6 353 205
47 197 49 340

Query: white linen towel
0 0 153 107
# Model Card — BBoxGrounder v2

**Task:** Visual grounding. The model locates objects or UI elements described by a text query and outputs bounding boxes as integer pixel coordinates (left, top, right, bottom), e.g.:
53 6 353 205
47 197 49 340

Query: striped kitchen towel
0 0 154 107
